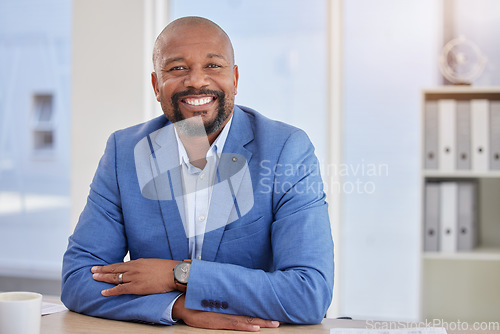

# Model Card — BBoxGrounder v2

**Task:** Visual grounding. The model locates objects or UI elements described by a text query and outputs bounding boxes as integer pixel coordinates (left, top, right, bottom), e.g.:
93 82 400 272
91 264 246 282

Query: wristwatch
173 259 192 288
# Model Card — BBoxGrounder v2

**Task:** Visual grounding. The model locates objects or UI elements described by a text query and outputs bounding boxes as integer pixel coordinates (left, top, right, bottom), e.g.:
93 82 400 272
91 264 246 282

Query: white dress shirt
161 115 233 323
175 115 232 260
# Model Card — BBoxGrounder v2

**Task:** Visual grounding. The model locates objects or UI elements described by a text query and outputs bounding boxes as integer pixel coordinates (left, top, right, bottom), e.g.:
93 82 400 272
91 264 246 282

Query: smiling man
61 16 334 332
152 17 237 145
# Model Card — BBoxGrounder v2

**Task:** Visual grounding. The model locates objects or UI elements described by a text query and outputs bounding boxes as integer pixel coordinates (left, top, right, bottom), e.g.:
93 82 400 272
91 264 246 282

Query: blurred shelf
423 247 500 261
420 87 500 322
422 170 500 178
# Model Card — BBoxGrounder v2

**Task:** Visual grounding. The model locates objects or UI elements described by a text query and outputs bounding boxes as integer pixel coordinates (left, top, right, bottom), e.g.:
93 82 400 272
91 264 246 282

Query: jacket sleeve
61 133 181 324
184 129 334 324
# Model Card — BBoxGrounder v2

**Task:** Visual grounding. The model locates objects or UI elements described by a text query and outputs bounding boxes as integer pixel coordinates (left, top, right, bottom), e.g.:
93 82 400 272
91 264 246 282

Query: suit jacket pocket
217 216 271 269
220 216 266 243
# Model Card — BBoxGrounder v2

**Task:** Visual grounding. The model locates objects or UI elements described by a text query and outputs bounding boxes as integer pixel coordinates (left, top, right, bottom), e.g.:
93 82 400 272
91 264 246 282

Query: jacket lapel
201 106 254 262
149 124 189 261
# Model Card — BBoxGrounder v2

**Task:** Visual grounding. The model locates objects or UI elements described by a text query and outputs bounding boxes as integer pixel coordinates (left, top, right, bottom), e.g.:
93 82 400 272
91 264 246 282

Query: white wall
452 0 500 85
71 0 152 228
340 0 441 321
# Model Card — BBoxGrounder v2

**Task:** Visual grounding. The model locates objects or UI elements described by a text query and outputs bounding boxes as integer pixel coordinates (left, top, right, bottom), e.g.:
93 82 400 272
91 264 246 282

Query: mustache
171 89 225 102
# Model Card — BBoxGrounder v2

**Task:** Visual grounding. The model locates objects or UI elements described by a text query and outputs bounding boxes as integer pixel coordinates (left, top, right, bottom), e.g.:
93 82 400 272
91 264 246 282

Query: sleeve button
221 301 228 309
201 299 209 307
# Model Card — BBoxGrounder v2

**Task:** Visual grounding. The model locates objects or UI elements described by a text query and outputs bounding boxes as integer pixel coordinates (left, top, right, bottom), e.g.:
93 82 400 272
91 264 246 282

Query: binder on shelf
438 99 456 171
439 182 458 252
456 100 471 170
471 99 489 171
424 100 439 169
490 101 500 170
424 182 440 252
457 181 478 251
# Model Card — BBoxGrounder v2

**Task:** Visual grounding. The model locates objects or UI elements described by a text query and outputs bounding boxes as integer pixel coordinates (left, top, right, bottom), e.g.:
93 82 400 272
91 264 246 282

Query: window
0 0 71 294
32 93 55 153
169 0 329 165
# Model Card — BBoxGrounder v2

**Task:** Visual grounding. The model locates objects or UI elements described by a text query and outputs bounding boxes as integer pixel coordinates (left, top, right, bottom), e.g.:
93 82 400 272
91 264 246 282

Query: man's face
152 25 239 136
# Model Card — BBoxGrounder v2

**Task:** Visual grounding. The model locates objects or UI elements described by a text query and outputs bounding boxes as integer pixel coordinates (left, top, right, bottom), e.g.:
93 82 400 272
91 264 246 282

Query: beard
167 88 232 137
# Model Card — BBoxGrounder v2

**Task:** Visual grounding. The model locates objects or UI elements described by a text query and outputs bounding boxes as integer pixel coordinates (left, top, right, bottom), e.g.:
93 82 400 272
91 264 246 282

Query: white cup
0 291 42 334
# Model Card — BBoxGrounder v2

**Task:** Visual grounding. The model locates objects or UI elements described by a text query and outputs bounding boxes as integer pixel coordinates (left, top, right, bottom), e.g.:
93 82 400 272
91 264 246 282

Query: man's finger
202 314 279 332
215 315 260 332
239 317 279 330
92 272 125 284
91 262 125 273
246 317 280 328
101 283 129 297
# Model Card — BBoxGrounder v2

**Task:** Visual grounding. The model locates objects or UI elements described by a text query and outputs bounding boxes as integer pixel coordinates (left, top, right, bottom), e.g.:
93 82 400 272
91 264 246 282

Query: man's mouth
181 96 216 106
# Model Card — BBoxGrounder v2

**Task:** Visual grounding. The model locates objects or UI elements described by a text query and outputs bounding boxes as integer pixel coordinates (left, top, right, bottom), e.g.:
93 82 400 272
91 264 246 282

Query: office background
1 0 499 323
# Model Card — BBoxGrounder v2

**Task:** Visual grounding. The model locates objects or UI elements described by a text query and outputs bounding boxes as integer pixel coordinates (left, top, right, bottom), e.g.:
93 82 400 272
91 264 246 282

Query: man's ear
233 65 239 96
151 72 160 102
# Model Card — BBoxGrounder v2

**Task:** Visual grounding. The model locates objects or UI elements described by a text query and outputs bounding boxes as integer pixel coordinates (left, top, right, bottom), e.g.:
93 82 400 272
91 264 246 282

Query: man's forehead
164 24 226 46
153 18 235 68
158 32 232 62
158 40 229 58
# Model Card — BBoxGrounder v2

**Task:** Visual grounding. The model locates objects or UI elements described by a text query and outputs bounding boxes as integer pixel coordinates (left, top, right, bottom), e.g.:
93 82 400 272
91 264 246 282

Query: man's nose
184 67 209 89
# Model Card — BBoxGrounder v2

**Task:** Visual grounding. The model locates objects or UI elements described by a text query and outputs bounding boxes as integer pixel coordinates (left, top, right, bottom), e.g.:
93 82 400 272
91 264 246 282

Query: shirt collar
174 114 233 167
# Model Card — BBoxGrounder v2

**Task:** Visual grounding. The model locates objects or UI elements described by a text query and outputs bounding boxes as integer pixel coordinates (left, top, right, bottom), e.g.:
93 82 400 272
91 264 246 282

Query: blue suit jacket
61 105 334 324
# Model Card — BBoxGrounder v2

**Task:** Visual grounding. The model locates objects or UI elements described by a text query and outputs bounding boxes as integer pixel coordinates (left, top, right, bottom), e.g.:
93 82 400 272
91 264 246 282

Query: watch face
174 262 190 284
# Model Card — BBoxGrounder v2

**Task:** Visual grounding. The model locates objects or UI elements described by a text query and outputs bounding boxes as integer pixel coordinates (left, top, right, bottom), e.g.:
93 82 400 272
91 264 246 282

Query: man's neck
176 113 233 170
178 134 211 170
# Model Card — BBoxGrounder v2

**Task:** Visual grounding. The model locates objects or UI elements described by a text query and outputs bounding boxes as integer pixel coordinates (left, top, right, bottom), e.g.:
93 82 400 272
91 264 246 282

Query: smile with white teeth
183 96 214 106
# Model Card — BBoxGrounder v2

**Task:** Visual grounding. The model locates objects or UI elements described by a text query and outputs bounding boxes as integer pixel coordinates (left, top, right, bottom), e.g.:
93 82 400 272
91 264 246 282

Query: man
61 16 334 332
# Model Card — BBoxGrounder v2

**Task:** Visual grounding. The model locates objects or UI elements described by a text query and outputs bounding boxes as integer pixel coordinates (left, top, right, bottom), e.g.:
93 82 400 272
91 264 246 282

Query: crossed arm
62 130 334 331
90 259 279 331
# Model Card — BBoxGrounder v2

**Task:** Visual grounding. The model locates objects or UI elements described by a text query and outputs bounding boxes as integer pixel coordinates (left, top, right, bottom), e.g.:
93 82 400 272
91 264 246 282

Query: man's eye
207 64 221 68
169 66 185 71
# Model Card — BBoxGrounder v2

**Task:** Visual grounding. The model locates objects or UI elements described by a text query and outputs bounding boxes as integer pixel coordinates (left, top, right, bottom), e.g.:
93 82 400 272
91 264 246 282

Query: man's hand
91 258 180 297
173 295 280 332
